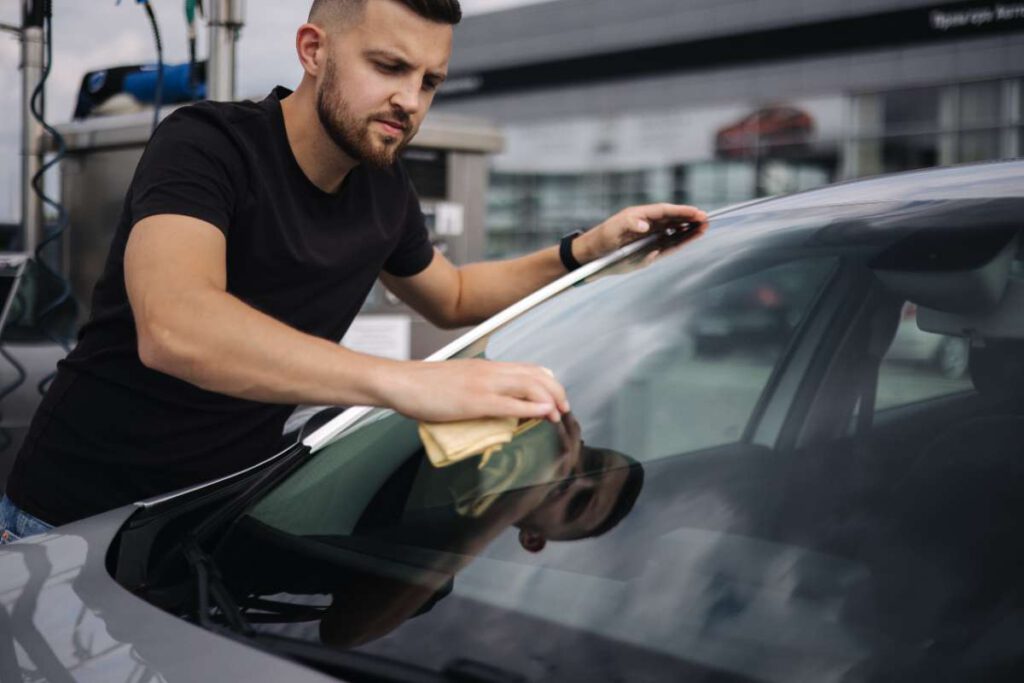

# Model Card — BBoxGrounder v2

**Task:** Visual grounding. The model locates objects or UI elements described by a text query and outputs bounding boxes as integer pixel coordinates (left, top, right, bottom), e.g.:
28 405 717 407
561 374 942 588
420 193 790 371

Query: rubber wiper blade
182 537 251 634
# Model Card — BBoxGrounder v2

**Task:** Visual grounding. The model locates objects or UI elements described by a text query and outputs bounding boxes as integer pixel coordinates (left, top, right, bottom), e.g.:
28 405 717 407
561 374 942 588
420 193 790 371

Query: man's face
518 449 631 543
315 0 452 168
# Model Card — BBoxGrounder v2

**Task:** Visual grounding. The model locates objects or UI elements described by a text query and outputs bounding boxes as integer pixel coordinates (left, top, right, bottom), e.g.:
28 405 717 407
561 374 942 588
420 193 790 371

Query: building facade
434 0 1024 256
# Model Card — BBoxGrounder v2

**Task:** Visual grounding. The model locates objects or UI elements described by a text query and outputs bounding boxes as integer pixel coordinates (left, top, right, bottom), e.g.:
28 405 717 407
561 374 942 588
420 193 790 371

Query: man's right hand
380 359 570 424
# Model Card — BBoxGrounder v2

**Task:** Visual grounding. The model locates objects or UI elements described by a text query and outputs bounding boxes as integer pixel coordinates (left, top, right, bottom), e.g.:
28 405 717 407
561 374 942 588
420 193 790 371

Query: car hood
0 506 336 683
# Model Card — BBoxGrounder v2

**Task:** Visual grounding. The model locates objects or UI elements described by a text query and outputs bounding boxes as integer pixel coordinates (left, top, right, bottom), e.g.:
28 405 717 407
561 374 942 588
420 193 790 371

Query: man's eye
565 489 593 524
376 62 402 73
422 80 439 92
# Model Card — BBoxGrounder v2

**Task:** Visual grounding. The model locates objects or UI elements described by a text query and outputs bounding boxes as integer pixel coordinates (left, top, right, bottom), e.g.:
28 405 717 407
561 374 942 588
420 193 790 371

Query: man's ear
296 23 327 77
518 529 546 553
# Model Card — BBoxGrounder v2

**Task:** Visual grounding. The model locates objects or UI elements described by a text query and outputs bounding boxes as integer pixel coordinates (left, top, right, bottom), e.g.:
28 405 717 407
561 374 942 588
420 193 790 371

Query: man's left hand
573 203 709 264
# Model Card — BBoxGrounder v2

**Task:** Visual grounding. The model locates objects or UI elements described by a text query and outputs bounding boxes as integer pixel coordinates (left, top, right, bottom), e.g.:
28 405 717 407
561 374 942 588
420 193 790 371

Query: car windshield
201 198 1023 682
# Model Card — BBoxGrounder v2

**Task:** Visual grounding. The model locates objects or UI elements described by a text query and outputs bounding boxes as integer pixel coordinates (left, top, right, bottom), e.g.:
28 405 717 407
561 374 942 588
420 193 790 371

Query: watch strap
559 230 585 272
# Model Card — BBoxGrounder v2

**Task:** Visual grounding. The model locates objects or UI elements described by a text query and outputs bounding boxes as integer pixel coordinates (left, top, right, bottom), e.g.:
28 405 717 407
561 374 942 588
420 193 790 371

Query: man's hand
573 203 709 265
379 359 570 424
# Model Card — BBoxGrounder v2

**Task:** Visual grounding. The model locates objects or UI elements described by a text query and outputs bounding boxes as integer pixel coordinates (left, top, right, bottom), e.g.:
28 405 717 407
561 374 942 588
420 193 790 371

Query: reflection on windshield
221 413 643 648
479 251 836 457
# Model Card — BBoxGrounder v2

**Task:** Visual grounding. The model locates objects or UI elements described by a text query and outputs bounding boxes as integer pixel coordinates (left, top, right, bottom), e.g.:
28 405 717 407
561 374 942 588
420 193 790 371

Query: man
0 0 705 536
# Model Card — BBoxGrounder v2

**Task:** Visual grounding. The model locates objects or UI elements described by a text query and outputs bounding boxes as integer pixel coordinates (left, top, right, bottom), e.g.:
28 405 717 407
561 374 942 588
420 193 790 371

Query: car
2 161 1023 682
689 264 815 356
714 105 815 159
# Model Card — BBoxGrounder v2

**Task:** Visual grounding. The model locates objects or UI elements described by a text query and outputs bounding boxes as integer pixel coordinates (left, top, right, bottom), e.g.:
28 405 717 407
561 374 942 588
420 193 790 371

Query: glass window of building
882 88 941 134
486 170 660 258
882 134 944 172
850 79 1020 178
959 81 1003 127
958 130 1003 163
679 162 757 210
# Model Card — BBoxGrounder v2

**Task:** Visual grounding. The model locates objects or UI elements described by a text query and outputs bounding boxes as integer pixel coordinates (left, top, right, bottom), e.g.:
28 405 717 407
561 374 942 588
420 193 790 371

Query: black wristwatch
559 229 586 272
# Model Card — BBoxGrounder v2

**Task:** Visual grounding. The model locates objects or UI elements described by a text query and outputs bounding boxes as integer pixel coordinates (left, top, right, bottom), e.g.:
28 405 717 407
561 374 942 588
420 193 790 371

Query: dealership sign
931 4 1024 31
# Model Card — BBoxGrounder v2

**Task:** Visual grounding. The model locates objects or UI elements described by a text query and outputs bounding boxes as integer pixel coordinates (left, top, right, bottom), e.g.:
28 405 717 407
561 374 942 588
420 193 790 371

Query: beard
315 57 411 170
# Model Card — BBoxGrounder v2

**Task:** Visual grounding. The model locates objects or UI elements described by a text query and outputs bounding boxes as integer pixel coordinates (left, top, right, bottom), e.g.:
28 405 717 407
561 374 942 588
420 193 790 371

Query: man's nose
389 79 421 116
569 472 597 491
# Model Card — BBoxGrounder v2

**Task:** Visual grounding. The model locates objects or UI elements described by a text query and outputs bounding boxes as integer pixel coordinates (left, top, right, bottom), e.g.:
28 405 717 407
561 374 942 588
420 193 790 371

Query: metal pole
21 0 45 255
207 0 245 102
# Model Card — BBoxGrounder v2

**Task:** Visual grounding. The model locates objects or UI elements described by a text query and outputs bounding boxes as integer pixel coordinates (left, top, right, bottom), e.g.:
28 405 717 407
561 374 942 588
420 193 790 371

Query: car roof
721 160 1024 216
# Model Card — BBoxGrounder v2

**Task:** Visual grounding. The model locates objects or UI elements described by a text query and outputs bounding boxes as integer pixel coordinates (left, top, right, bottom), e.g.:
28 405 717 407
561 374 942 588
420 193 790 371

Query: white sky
0 0 561 222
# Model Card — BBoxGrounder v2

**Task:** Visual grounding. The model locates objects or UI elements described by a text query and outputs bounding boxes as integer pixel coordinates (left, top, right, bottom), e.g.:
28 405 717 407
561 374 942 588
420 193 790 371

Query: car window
221 231 843 678
875 302 974 411
250 253 837 537
482 257 837 459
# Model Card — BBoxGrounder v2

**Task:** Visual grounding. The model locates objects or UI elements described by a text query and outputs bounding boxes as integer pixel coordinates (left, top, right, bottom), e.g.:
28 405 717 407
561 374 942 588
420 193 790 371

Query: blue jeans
0 495 53 544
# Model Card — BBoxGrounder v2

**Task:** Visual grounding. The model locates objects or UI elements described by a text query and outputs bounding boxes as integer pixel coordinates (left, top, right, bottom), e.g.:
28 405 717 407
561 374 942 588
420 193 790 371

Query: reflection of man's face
517 448 631 544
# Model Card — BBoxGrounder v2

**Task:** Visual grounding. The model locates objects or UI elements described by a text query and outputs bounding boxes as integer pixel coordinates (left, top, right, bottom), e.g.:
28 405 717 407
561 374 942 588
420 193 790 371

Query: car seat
847 339 1024 677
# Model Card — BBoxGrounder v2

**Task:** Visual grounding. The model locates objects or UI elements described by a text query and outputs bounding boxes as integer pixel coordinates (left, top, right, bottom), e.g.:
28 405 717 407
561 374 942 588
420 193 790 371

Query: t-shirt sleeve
382 182 436 277
129 107 246 237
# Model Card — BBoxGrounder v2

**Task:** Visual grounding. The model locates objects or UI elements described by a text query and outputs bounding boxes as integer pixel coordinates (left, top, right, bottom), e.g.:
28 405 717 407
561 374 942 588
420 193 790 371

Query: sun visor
871 229 1018 315
918 277 1024 340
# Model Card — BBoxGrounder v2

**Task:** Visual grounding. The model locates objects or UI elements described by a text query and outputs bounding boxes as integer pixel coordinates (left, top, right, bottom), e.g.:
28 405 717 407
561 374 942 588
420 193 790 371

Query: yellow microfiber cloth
419 417 543 469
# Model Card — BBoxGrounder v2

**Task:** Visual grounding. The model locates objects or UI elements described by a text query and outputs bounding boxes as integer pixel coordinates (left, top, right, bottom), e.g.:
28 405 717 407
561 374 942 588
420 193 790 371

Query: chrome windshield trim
301 234 659 453
134 442 305 508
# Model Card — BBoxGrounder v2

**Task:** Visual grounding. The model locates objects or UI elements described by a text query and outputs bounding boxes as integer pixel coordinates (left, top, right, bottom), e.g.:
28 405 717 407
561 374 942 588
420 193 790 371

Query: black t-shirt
8 87 435 525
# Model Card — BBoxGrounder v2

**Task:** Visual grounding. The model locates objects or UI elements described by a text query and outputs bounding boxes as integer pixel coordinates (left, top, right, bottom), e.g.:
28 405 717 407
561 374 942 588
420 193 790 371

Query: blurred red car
715 105 815 158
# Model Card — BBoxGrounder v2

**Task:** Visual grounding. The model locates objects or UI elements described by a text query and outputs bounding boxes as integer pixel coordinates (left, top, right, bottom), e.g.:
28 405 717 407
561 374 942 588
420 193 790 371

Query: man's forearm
138 286 401 407
125 215 571 424
451 237 596 326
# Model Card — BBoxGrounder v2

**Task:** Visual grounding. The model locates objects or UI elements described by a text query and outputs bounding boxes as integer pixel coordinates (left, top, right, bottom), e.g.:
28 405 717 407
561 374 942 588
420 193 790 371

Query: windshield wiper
179 536 524 683
138 441 314 594
181 536 251 635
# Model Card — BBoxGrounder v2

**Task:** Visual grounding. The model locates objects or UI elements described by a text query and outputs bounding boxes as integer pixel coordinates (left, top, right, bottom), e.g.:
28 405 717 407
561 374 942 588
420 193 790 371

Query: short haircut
586 450 644 538
309 0 462 26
